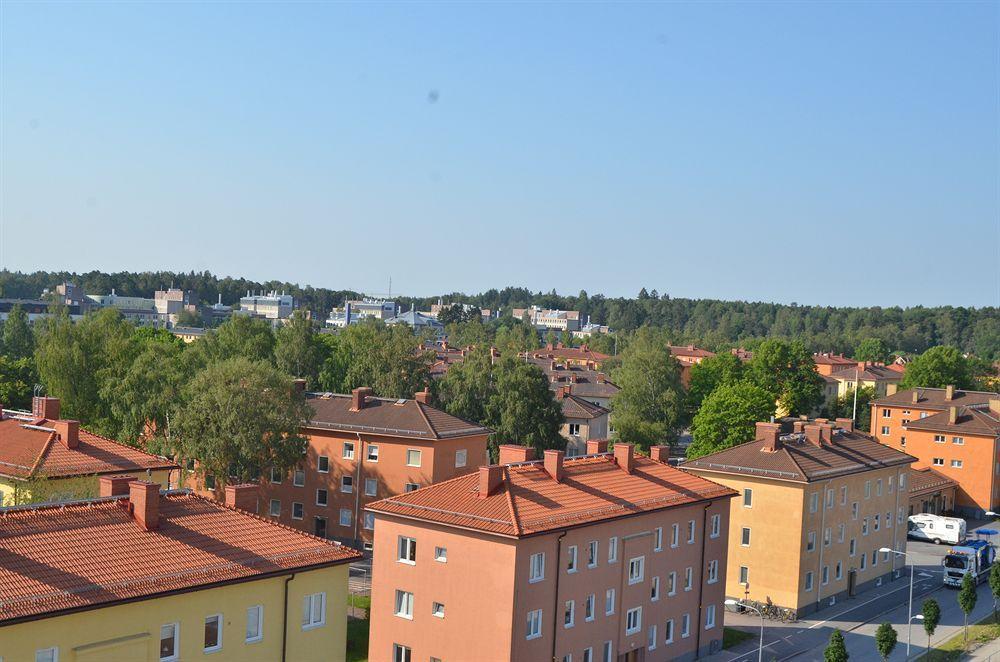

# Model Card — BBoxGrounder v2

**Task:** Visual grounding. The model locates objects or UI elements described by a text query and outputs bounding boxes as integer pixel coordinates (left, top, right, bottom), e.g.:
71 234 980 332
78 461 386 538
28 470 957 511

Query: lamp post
909 614 925 658
725 599 763 662
881 547 919 657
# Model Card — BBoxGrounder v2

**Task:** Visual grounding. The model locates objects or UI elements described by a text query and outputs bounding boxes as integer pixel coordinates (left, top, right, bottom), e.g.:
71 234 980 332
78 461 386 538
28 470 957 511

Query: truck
908 513 966 545
943 539 996 587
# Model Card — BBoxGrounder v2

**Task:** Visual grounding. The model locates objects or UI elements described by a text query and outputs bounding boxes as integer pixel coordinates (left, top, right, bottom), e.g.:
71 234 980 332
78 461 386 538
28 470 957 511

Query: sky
1 2 997 308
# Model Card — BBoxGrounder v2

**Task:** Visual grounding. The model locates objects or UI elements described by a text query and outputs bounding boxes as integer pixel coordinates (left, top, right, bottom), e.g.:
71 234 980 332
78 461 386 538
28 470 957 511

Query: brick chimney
32 396 60 421
478 465 503 498
756 422 781 451
614 443 635 474
912 390 921 404
53 420 80 449
948 406 958 424
225 483 259 513
804 424 824 447
414 388 431 404
129 480 160 531
835 418 854 433
351 387 373 411
820 422 836 444
559 385 572 399
792 420 807 434
886 384 898 396
586 439 609 454
596 373 606 384
498 444 535 465
544 450 564 482
945 385 955 401
857 361 867 372
649 445 670 463
990 399 1000 417
99 474 134 497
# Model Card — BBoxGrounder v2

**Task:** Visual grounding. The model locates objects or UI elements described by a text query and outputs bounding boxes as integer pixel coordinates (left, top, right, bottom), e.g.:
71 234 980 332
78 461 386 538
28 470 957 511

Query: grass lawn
724 627 755 649
922 614 1000 661
348 594 371 611
346 594 371 662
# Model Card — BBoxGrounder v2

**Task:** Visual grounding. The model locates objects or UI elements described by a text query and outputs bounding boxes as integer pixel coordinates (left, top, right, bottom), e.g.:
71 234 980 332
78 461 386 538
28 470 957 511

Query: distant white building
87 290 162 326
511 305 581 332
386 307 445 335
238 291 294 320
326 298 398 328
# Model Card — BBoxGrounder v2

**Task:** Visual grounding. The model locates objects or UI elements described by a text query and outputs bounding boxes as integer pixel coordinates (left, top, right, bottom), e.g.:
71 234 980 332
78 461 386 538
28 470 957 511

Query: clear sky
1 2 997 307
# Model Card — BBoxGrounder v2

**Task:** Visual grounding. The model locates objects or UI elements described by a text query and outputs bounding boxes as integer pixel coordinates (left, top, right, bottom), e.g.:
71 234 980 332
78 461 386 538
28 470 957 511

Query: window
864 480 871 499
603 641 613 662
526 609 543 639
710 514 721 538
705 604 716 630
398 536 417 564
246 605 263 643
862 518 869 535
901 436 907 447
303 592 326 629
316 489 328 507
626 607 642 635
840 485 848 505
269 499 281 517
406 449 422 467
665 619 675 644
852 502 859 520
741 527 751 546
204 474 216 490
608 536 618 562
739 566 749 584
872 550 878 567
934 434 946 444
822 565 830 585
435 546 447 562
605 588 616 615
586 593 596 621
861 552 867 570
317 456 329 473
568 423 581 435
707 560 719 583
836 561 843 580
393 645 412 662
628 556 645 584
687 520 696 544
204 614 222 652
824 527 832 546
343 442 355 459
160 623 179 660
874 514 880 531
667 571 677 595
743 488 753 507
367 445 379 462
564 600 575 627
804 571 814 591
404 482 419 492
432 601 445 618
648 624 658 650
292 502 304 520
35 651 57 662
651 576 660 600
394 590 414 619
681 613 691 638
587 540 598 567
882 408 891 418
364 512 375 530
952 459 964 468
567 545 578 573
933 457 945 466
953 437 965 445
455 449 468 467
365 478 377 497
825 489 834 509
876 479 883 497
293 470 305 487
809 492 819 513
684 567 693 591
838 523 846 543
341 476 353 493
584 649 593 662
670 523 680 547
881 426 890 435
850 538 857 556
889 476 894 493
339 508 352 527
654 527 663 551
270 468 282 483
807 531 816 552
530 553 545 582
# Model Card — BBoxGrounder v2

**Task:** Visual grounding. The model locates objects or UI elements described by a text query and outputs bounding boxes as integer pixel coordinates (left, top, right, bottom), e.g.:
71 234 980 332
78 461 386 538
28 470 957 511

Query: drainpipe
281 573 296 662
892 469 901 578
695 502 711 659
550 531 567 662
815 480 831 611
353 433 363 545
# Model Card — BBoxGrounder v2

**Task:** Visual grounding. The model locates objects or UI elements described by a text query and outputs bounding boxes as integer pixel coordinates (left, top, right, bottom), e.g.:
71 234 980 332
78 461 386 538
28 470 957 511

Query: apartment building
526 343 611 367
871 386 1000 516
908 467 958 516
326 298 399 327
0 478 361 661
513 306 582 332
669 346 715 385
684 419 915 617
0 396 177 506
367 442 735 662
527 356 620 408
556 386 610 457
827 362 902 399
239 290 295 320
812 353 857 376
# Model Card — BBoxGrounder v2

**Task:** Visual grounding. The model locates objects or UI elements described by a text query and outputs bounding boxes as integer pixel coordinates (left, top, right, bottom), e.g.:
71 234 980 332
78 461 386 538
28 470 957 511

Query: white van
908 514 966 545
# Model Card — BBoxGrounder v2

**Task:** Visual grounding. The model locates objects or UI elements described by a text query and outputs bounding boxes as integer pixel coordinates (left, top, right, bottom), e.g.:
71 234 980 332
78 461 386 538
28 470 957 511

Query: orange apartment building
871 385 1000 516
526 343 612 367
367 441 736 662
669 345 715 386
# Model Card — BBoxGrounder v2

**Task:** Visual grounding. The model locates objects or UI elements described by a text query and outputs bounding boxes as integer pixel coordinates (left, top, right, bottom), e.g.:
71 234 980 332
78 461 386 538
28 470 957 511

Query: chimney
570 374 578 384
948 406 958 425
99 474 134 497
32 396 60 421
820 423 836 444
792 420 807 433
990 399 1000 417
596 373 606 384
614 443 635 474
129 480 160 531
804 424 824 447
857 361 867 372
945 385 955 401
224 483 259 513
351 387 372 411
912 390 920 404
559 385 572 399
414 388 431 404
586 439 609 455
53 420 80 449
292 379 306 393
886 383 898 396
544 450 565 481
756 422 782 451
649 445 670 463
550 360 557 371
498 444 535 465
835 418 854 433
478 465 503 498
813 418 829 425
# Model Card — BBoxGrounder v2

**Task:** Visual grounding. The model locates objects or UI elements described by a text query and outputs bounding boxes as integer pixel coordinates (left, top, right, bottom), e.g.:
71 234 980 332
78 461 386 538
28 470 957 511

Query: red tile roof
669 345 716 360
813 353 856 367
909 467 958 496
903 407 1000 437
830 364 902 382
367 453 735 538
0 414 177 481
527 345 610 363
0 491 361 624
304 393 490 440
874 387 999 410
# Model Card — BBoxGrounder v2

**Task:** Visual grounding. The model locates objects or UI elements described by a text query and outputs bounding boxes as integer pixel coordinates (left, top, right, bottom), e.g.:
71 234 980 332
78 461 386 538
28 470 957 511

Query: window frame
159 622 180 662
246 605 263 644
203 613 223 653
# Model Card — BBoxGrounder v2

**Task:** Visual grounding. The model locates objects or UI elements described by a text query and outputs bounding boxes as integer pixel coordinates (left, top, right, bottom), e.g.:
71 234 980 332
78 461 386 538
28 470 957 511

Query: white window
809 492 819 513
681 613 691 638
292 502 304 520
317 456 329 473
707 560 719 583
365 478 377 497
293 470 305 487
933 457 945 466
394 590 414 619
838 523 846 543
364 512 375 530
840 485 848 505
687 520 696 544
654 527 663 551
881 426 890 435
626 607 642 635
406 449 422 467
608 536 618 562
339 508 352 527
367 445 379 462
270 467 283 483
567 545 578 572
398 536 417 564
862 518 869 535
316 489 328 506
667 571 677 595
455 449 467 467
889 475 894 493
952 459 964 468
864 480 871 499
705 604 716 630
822 565 830 585
805 572 814 591
341 476 353 493
343 442 355 459
35 651 57 662
824 527 832 547
665 619 675 644
435 546 447 562
739 566 749 584
953 437 965 445
404 482 419 492
159 623 179 660
648 623 658 650
743 488 753 507
651 575 660 600
269 499 281 517
530 552 545 582
583 648 593 662
670 523 680 547
564 600 575 628
883 408 891 418
807 531 816 552
605 588 616 615
587 540 598 567
303 592 326 629
585 593 596 621
836 561 843 580
246 605 263 643
603 641 613 662
876 479 883 497
526 609 543 639
850 538 857 556
861 552 867 570
934 434 946 443
568 423 581 435
852 502 859 520
874 514 880 531
628 556 645 584
710 514 721 538
432 601 445 618
393 644 412 662
204 614 222 652
741 527 751 546
825 489 834 508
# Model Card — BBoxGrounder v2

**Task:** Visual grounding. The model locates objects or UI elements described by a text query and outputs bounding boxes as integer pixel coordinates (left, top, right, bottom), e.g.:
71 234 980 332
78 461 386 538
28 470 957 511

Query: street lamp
881 547 919 657
724 599 764 662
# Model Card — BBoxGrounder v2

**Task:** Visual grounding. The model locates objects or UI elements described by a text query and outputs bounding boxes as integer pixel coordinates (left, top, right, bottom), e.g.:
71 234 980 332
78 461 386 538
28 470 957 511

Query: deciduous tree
855 338 890 363
824 629 849 662
687 381 775 459
275 310 324 387
610 328 685 450
745 339 823 416
901 346 975 390
686 352 744 419
922 598 941 652
958 572 978 647
874 622 897 661
1 304 33 359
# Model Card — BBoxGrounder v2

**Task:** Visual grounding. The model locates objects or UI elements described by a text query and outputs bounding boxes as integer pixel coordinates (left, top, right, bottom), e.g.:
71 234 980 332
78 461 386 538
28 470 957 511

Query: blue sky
1 2 997 307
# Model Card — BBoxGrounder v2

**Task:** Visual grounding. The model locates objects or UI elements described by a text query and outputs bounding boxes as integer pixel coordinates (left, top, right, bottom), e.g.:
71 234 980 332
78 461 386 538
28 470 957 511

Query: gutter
282 573 296 662
695 502 711 658
550 531 567 662
353 433 363 545
815 480 831 611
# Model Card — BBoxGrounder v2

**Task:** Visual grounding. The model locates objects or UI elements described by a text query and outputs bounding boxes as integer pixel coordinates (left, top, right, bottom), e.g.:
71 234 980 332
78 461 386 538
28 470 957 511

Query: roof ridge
782 443 808 477
78 428 177 464
502 465 522 535
413 401 440 439
27 431 57 478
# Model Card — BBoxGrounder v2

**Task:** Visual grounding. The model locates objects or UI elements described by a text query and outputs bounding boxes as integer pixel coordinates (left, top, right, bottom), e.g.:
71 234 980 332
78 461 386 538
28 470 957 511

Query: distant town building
554 385 610 456
512 305 581 332
524 342 610 367
572 320 611 339
201 293 234 325
813 353 858 376
367 442 735 662
669 345 715 385
386 307 444 335
86 289 162 326
238 290 294 320
428 300 493 322
0 298 83 323
827 362 903 399
170 326 208 343
326 298 398 328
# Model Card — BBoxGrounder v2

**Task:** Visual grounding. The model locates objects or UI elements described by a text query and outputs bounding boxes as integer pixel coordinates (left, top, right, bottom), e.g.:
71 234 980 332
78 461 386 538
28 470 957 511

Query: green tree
958 571 978 647
1 304 34 359
494 320 539 353
687 381 775 459
990 563 1000 622
824 629 849 662
171 358 311 484
874 622 897 661
826 386 876 433
686 352 744 419
102 341 186 447
275 310 324 387
337 321 432 398
746 339 824 415
212 315 276 363
0 355 36 409
855 338 889 363
609 327 685 450
900 346 975 390
922 598 941 652
175 308 203 327
445 320 489 348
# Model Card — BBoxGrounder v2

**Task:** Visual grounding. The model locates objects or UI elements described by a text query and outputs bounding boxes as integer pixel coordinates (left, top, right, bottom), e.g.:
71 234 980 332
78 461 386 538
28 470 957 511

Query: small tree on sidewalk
959 572 979 648
922 598 941 653
990 562 1000 622
824 628 849 662
875 622 897 661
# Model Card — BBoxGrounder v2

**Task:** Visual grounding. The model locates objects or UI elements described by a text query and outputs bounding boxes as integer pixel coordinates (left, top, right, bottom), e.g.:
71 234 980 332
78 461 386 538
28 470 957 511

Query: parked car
908 513 966 545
